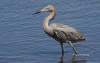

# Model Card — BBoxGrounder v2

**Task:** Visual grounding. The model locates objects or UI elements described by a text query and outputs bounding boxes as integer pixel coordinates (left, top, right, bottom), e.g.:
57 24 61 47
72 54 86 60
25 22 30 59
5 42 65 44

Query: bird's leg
68 41 78 54
60 42 64 59
60 42 64 54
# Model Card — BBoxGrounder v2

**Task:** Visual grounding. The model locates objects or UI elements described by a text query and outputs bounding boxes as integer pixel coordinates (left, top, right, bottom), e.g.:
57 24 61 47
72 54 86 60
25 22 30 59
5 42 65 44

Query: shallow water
0 0 100 63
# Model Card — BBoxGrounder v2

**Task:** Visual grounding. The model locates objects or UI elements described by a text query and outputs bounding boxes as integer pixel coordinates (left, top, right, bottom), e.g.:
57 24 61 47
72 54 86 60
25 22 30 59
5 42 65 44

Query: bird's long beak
32 8 47 15
32 11 41 15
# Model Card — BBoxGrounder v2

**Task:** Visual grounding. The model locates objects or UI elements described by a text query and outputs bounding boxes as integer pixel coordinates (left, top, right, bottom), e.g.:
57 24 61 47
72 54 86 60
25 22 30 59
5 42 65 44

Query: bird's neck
43 9 56 31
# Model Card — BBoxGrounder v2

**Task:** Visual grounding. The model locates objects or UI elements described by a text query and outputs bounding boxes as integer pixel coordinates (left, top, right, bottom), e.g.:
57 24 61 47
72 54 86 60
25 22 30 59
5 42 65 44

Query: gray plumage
33 5 86 54
50 23 86 43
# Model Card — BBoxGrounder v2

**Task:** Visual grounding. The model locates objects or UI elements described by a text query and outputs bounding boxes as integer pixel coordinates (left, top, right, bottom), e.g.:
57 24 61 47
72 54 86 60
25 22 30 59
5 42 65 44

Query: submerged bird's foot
73 51 78 56
60 53 64 59
74 51 78 54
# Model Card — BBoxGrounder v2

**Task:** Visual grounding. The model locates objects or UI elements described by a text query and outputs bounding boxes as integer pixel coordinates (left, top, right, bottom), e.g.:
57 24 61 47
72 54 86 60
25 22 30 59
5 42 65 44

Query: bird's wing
50 23 86 42
50 23 78 32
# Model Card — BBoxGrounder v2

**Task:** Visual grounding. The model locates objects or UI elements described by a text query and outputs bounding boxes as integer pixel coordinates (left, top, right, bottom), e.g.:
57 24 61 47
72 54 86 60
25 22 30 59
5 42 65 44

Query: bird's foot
60 53 64 59
74 51 78 54
73 51 78 56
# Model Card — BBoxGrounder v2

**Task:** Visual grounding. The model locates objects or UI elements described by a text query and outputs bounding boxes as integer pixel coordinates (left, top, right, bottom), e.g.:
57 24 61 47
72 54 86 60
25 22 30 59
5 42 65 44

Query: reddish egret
33 5 86 54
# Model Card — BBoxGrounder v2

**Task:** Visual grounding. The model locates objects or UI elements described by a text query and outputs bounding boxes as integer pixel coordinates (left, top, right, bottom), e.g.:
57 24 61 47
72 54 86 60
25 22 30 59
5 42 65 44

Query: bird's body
47 23 86 43
33 5 86 54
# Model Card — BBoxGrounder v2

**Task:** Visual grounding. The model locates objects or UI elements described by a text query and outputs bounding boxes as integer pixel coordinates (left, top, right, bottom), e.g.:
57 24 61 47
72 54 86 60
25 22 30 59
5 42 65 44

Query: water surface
0 0 100 63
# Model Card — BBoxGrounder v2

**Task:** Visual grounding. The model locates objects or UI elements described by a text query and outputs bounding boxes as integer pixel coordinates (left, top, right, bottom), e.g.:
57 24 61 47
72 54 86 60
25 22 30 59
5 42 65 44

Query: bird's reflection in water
59 53 87 63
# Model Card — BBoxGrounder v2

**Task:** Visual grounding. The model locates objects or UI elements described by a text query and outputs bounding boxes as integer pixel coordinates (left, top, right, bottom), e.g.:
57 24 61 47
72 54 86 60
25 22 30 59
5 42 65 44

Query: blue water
0 0 100 63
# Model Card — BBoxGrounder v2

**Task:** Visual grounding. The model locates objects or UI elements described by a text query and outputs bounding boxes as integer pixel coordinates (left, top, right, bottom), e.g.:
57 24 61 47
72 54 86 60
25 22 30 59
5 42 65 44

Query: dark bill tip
32 11 41 15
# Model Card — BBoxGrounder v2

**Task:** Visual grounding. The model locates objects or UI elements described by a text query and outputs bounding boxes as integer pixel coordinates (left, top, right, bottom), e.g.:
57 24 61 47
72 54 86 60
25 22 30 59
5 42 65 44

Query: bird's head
33 5 55 15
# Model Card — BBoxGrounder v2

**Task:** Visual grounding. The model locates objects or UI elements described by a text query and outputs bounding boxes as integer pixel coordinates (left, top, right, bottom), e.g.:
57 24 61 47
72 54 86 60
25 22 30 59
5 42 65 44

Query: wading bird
33 5 86 54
